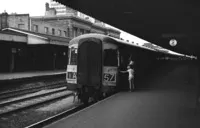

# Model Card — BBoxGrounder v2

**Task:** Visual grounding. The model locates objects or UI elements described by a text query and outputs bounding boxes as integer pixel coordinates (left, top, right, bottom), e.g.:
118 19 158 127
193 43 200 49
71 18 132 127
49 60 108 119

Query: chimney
0 11 8 29
45 3 50 11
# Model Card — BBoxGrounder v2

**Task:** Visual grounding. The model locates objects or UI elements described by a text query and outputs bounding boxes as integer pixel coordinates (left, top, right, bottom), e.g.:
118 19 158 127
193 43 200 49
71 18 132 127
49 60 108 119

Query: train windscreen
104 49 118 66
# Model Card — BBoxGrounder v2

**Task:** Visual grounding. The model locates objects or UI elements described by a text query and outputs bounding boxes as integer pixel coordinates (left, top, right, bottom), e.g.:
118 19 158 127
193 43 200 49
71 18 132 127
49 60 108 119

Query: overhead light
169 39 177 46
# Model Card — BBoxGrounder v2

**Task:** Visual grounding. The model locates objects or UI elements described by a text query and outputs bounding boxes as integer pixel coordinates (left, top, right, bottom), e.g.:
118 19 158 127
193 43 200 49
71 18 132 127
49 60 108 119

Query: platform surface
45 61 200 128
45 89 200 128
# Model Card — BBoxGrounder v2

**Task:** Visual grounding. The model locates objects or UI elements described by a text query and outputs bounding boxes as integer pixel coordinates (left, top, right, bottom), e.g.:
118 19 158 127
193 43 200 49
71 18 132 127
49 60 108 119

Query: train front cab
66 43 78 90
77 38 119 102
77 38 102 103
66 37 120 104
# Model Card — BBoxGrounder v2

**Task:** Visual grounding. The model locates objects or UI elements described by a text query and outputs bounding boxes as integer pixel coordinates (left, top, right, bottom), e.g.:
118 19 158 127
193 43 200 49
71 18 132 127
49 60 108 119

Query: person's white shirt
127 68 134 80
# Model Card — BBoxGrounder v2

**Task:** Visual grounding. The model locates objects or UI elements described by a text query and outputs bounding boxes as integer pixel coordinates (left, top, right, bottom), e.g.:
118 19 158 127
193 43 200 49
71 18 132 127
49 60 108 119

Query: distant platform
0 70 66 81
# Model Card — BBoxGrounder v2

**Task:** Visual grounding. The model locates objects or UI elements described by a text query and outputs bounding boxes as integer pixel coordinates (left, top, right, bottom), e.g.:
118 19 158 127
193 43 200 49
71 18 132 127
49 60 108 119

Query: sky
0 0 49 16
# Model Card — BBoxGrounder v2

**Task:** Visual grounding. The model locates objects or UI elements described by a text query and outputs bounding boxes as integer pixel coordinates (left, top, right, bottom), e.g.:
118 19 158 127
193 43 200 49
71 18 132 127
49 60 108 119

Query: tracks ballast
0 80 67 100
0 80 74 116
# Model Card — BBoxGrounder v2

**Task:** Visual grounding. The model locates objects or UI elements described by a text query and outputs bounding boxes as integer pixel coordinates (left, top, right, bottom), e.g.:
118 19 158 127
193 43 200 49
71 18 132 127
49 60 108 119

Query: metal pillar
10 48 16 72
53 53 57 70
196 59 200 113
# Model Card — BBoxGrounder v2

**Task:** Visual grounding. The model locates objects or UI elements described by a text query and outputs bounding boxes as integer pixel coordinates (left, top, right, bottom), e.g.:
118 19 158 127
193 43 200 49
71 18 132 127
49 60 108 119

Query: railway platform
0 70 66 81
45 61 200 128
0 70 67 93
46 90 200 128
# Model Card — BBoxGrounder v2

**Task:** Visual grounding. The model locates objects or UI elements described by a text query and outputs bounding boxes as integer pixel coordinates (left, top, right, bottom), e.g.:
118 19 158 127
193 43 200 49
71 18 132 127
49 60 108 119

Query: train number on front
103 73 116 82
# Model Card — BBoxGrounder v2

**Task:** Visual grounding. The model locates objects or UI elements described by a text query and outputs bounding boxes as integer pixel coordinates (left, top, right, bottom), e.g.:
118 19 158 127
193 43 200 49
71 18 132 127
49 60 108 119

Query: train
66 33 184 104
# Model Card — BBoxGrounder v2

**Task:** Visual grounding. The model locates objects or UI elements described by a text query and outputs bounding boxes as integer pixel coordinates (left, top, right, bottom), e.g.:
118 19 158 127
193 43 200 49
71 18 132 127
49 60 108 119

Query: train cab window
104 49 118 66
69 47 77 65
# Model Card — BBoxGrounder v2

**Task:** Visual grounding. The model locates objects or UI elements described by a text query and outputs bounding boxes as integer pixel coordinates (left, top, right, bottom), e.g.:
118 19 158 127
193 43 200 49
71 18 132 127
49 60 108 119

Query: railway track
0 86 74 116
0 78 74 116
25 93 117 128
0 80 67 100
0 78 117 128
25 103 84 128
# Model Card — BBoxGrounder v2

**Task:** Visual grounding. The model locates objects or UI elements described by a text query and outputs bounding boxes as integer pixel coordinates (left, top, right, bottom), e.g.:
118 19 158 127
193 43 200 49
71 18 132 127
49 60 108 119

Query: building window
73 27 77 37
80 29 84 35
67 28 70 37
86 30 90 33
18 24 25 29
44 27 49 34
58 29 62 36
64 31 67 37
52 28 55 35
33 25 38 32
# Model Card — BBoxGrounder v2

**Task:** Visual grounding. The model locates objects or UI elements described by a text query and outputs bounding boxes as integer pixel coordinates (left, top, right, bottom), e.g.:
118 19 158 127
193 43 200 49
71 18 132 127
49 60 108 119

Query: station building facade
0 12 120 73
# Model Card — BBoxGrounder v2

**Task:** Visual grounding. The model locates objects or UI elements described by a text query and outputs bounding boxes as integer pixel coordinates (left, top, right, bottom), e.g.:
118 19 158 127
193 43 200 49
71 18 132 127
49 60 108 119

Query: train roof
69 33 186 57
69 33 156 51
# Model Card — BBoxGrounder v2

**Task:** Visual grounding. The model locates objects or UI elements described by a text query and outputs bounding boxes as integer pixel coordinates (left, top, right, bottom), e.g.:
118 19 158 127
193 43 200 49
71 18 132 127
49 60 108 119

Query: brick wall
31 19 70 37
0 12 120 39
7 14 30 30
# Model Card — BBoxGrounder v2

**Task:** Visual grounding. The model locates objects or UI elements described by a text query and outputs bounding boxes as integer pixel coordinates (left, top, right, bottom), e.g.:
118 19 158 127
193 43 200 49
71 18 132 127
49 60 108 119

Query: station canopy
1 28 70 46
53 0 200 56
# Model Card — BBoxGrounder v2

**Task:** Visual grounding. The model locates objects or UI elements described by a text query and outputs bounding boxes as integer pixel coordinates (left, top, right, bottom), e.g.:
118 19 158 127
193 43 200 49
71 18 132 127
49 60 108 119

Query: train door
77 39 102 87
118 46 132 90
102 43 118 87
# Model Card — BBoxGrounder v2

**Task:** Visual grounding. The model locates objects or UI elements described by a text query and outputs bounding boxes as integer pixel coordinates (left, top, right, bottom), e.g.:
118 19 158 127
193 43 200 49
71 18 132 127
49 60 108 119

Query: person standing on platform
129 60 134 67
120 65 134 92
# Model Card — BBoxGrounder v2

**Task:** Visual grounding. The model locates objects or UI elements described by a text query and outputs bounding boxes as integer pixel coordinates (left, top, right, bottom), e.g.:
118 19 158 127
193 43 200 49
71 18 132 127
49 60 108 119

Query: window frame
52 28 55 35
18 24 25 29
33 24 38 32
58 29 62 36
44 27 49 34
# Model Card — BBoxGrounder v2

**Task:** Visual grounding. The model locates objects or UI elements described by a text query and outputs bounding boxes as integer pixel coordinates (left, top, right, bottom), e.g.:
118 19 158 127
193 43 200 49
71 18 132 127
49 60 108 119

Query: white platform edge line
0 72 66 80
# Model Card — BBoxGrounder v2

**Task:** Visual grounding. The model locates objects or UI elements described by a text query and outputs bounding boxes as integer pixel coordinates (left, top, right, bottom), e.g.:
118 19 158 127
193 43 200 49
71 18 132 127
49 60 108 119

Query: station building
0 10 120 73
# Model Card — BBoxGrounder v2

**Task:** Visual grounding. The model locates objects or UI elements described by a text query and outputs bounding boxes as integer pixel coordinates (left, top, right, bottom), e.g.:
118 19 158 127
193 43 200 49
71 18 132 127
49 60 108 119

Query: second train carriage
66 33 184 104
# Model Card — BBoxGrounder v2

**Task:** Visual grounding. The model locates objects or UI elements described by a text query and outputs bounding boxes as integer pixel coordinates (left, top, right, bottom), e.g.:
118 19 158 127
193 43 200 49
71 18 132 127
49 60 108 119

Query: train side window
104 49 118 66
69 47 77 65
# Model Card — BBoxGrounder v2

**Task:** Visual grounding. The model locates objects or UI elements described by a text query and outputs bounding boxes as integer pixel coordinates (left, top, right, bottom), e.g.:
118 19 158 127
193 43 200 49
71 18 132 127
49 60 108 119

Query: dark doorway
77 39 102 86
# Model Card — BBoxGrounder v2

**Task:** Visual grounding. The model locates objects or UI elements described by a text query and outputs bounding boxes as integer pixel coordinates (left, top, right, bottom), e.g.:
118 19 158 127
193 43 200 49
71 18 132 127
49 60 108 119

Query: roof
2 28 70 46
69 33 186 57
31 14 93 26
53 0 200 56
31 15 120 34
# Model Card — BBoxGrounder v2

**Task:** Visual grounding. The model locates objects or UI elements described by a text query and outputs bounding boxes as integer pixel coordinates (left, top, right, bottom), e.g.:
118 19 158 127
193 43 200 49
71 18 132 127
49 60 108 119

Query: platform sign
66 65 77 84
103 66 117 86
